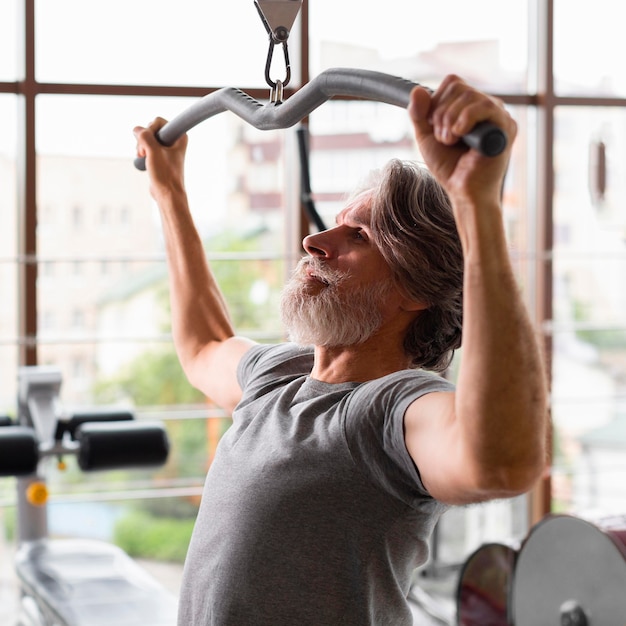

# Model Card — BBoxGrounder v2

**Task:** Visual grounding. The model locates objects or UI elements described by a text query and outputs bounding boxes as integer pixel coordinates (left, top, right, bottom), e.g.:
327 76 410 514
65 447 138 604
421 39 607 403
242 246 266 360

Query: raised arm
134 118 256 413
404 76 549 505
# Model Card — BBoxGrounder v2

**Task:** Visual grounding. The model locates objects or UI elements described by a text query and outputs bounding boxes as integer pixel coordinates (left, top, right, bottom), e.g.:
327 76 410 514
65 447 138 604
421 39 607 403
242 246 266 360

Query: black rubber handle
461 120 507 157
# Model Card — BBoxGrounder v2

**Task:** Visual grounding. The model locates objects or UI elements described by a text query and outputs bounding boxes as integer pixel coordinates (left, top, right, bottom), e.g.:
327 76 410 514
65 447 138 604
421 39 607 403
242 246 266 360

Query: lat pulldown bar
134 67 507 171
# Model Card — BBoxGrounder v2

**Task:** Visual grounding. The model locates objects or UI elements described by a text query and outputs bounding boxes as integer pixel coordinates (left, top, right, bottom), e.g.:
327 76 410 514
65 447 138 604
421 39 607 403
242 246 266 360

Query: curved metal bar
134 68 507 170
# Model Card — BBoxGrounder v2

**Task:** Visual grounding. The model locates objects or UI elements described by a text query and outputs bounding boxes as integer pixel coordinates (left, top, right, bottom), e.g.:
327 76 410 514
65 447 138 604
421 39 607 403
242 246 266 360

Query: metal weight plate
456 542 517 626
512 514 626 625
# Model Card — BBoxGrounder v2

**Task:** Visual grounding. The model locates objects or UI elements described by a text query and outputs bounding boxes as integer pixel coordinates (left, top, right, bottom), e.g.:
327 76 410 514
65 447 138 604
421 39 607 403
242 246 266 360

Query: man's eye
353 229 366 240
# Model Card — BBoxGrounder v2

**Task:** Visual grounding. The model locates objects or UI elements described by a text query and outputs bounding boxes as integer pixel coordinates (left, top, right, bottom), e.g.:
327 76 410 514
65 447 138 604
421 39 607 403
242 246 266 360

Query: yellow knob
26 482 48 506
57 459 67 471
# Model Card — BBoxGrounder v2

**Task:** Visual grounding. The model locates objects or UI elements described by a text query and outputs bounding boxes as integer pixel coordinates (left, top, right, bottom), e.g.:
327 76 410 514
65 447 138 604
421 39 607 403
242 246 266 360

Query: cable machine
132 5 626 624
134 0 507 177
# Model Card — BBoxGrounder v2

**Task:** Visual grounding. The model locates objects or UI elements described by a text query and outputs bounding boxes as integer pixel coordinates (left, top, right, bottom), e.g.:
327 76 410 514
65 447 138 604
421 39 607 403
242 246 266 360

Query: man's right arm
134 118 256 413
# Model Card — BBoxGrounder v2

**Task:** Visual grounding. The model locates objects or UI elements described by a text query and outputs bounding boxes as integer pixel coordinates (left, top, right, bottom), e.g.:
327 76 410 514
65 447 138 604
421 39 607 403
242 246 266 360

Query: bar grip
461 120 507 157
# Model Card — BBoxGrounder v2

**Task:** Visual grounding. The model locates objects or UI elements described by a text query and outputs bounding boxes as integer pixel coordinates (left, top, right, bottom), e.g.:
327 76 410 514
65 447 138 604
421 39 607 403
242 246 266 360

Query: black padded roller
0 426 39 476
55 409 134 441
76 421 170 471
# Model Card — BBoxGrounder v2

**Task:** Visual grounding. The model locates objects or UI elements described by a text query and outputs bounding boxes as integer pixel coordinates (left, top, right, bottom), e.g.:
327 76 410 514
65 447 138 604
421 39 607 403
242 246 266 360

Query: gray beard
279 258 394 348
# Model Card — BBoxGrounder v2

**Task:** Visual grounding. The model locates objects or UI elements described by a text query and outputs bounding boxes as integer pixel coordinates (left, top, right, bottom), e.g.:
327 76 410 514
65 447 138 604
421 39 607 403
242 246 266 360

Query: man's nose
302 228 337 258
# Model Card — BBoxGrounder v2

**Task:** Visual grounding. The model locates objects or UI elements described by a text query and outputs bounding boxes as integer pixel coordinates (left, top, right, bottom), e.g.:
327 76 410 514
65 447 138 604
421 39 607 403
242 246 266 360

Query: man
134 75 548 625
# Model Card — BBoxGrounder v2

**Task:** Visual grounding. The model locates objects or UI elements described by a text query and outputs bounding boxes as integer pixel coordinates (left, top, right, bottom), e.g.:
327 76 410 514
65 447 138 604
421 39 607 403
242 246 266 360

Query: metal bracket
254 0 302 43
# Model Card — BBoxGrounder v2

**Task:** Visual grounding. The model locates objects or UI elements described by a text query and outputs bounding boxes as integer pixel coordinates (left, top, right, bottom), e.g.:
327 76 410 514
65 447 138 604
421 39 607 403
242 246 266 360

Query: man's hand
408 75 517 207
133 118 188 202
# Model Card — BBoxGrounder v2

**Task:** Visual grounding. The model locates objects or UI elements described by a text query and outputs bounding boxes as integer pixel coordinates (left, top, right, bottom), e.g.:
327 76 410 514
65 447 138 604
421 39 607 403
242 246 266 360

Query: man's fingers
408 85 436 144
408 86 432 124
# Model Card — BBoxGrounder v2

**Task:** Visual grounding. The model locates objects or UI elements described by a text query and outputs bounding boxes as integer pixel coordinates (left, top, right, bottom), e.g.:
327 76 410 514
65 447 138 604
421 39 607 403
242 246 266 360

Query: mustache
294 257 348 287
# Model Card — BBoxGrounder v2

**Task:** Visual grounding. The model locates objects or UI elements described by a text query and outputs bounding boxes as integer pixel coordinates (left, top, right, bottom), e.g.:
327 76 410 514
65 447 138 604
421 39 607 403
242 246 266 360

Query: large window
554 0 626 97
551 105 626 513
2 0 626 620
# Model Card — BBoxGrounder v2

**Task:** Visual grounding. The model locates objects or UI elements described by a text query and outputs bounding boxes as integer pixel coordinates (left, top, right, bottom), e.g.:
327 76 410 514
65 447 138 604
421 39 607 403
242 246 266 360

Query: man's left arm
404 76 549 505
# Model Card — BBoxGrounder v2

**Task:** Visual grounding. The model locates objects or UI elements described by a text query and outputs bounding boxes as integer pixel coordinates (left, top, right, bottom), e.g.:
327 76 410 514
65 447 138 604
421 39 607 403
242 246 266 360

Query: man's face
280 257 394 347
280 192 408 347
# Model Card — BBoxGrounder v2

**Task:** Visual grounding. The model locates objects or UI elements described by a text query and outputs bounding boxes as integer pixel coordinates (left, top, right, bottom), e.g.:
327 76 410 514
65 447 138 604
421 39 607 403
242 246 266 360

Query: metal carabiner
254 0 301 101
264 38 291 101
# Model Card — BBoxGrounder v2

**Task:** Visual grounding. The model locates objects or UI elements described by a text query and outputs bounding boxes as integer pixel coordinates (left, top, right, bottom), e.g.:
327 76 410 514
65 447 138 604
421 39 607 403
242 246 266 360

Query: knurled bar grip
134 68 507 170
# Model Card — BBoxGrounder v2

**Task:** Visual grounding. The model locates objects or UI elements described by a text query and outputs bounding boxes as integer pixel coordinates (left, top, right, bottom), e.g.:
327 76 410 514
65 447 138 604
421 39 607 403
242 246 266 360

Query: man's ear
399 293 428 313
391 279 428 313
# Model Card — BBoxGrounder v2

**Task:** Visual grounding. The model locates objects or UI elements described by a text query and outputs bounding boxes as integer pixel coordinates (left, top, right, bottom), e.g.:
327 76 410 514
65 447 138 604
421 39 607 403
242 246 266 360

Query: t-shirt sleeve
343 370 454 508
237 343 315 398
237 343 277 388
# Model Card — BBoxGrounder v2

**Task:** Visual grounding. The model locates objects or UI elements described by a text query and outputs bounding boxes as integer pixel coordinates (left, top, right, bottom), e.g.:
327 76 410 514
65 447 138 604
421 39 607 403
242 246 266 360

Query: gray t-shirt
177 343 453 626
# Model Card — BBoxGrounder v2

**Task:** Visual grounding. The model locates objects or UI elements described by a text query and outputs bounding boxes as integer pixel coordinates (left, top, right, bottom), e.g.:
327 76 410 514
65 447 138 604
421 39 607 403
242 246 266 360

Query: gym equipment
295 124 326 232
456 513 626 625
134 1 507 172
456 542 517 625
0 366 176 626
133 69 507 173
512 514 626 625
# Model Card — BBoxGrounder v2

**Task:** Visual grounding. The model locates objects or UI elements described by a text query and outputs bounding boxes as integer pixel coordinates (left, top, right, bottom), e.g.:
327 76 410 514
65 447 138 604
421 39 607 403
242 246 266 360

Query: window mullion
17 0 37 365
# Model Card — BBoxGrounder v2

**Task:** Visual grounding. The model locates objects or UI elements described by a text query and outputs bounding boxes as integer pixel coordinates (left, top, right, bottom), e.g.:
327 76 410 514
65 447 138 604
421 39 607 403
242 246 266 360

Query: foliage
576 328 626 350
161 418 211 481
113 510 195 563
207 230 284 331
572 299 626 349
93 228 283 407
93 349 204 406
1 506 16 542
